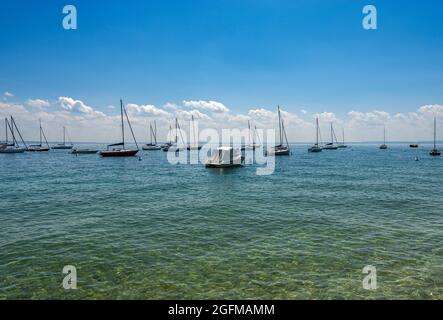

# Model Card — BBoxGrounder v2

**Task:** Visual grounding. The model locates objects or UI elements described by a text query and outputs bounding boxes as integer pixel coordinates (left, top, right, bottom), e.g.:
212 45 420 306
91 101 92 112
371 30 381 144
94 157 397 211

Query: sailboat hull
52 145 73 150
0 148 26 153
142 145 161 151
187 146 202 151
27 147 50 152
274 149 290 156
308 147 322 153
100 150 138 157
268 146 290 156
430 149 441 156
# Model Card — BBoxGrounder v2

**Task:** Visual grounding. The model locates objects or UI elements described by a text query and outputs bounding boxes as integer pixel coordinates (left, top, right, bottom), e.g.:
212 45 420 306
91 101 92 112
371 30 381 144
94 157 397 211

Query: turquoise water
0 144 442 299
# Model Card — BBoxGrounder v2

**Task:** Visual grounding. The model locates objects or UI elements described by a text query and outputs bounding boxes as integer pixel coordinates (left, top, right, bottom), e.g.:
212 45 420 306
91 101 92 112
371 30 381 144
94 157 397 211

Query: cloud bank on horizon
1 92 442 144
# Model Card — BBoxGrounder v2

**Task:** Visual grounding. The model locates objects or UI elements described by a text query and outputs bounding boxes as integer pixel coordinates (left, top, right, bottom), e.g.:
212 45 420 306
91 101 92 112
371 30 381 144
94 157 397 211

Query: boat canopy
210 147 241 164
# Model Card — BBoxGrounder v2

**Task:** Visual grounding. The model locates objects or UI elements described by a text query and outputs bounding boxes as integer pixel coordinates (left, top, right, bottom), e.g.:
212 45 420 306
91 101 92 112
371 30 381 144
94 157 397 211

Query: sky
1 0 443 143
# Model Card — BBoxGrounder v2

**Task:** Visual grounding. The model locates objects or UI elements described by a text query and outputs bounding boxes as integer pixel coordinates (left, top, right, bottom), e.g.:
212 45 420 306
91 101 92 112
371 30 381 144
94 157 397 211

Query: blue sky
0 0 442 142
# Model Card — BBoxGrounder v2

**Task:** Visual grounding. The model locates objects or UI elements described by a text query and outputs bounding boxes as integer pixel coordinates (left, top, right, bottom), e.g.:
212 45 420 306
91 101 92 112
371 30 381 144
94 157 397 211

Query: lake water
0 144 442 299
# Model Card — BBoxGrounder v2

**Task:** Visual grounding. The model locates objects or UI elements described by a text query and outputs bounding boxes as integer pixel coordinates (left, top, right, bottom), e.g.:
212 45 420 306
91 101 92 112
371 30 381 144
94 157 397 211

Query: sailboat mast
169 124 172 144
39 119 42 145
63 126 66 145
255 125 261 145
248 120 252 145
5 118 8 144
149 122 153 144
278 106 282 146
120 99 125 148
343 128 345 145
316 118 319 145
383 126 386 145
154 120 157 144
330 123 333 144
11 118 15 145
11 117 28 149
434 116 437 149
175 118 178 143
192 115 196 146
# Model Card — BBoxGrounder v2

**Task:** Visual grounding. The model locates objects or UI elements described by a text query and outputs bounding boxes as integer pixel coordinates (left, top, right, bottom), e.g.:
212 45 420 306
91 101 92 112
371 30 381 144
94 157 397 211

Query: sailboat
187 115 202 150
0 117 26 153
161 124 174 149
142 120 161 151
99 99 139 157
163 118 185 152
308 118 322 152
379 126 388 150
269 106 290 156
323 123 339 150
52 126 74 149
242 120 261 151
28 119 50 152
337 128 348 148
430 116 441 156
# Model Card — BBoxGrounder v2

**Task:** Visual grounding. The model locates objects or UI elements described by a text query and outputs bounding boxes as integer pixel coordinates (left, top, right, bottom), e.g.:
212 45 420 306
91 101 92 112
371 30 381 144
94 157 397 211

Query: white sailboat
143 120 161 150
430 116 441 156
163 118 185 152
28 119 50 152
161 124 174 149
0 117 26 153
379 126 388 150
308 118 322 153
337 128 348 148
323 123 339 150
242 120 261 151
52 126 74 149
187 115 202 150
268 105 290 156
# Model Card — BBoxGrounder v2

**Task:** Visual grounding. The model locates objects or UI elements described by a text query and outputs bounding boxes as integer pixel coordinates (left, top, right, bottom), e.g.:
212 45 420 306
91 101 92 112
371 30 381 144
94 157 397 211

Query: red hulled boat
99 99 139 157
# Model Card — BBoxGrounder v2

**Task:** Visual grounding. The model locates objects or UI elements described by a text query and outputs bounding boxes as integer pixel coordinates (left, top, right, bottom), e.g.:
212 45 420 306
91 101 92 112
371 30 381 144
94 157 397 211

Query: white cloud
301 109 307 114
26 98 50 108
175 109 212 121
126 103 171 118
183 100 229 113
248 108 275 120
58 96 105 117
418 104 443 116
0 101 28 115
4 91 14 97
164 102 179 111
314 112 340 123
348 110 390 126
2 96 442 143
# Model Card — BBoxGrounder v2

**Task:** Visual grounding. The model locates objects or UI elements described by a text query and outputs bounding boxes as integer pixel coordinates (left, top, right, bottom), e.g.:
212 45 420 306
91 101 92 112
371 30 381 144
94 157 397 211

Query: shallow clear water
0 144 442 299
